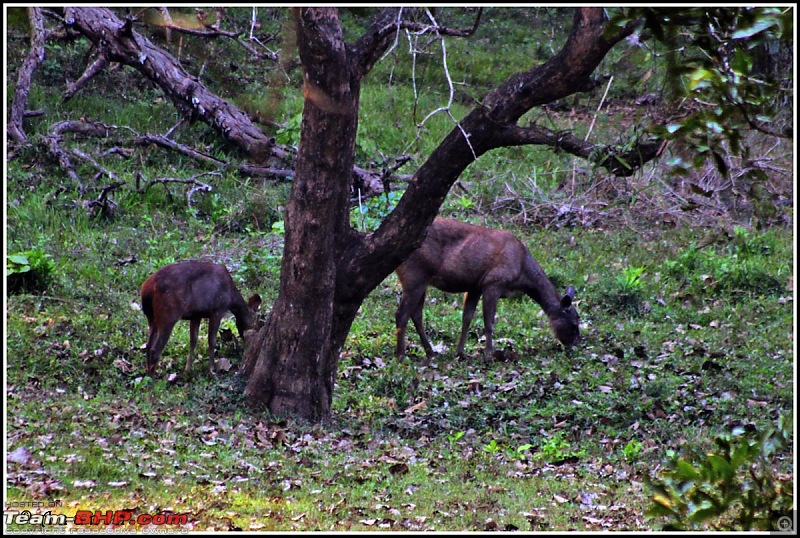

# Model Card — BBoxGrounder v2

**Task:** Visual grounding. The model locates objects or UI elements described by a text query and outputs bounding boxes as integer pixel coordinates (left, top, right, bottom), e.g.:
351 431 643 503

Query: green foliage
622 439 645 463
616 265 645 292
538 432 586 463
271 220 285 235
595 264 647 317
646 415 794 531
351 190 403 232
275 112 303 148
6 247 56 294
609 7 792 175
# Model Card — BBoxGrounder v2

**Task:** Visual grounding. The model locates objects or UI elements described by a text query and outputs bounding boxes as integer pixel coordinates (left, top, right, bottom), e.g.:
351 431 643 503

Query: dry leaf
404 400 426 414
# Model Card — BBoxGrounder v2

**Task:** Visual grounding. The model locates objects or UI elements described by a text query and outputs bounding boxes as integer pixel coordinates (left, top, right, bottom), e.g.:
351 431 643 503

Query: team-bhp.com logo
4 509 189 530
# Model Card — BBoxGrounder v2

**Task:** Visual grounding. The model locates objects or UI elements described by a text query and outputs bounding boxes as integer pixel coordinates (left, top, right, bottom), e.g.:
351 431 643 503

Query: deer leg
207 315 222 376
147 320 177 377
456 291 481 358
409 291 435 359
185 318 200 377
396 285 427 359
145 320 158 376
481 289 501 361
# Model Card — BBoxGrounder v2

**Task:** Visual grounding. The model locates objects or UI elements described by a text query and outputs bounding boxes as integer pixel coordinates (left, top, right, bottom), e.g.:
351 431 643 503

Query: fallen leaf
389 462 409 475
7 446 32 464
404 400 426 414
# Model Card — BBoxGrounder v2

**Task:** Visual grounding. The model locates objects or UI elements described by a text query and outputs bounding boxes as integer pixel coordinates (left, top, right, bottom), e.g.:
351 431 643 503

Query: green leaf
732 19 777 40
675 459 701 480
706 454 735 482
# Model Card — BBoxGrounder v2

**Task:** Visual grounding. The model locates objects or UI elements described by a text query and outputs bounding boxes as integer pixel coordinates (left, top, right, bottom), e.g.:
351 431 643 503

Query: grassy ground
5 213 793 530
5 6 794 532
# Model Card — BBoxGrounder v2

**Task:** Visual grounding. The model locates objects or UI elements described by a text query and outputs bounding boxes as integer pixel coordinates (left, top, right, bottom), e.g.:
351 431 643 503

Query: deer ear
249 294 263 311
561 286 576 308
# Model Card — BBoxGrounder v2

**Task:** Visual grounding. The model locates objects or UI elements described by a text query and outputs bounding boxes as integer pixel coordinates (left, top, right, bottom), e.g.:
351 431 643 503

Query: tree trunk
241 8 360 420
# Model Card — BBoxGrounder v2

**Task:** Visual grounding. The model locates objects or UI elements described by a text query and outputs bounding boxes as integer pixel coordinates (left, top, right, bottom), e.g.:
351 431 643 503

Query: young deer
141 261 262 377
395 218 580 361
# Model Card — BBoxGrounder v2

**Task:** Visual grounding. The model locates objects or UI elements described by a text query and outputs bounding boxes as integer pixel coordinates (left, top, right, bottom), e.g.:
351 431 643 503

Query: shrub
7 248 56 294
646 415 794 531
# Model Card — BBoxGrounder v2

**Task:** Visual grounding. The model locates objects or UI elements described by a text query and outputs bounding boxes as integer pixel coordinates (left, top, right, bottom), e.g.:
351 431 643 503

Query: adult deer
141 261 262 377
395 218 580 361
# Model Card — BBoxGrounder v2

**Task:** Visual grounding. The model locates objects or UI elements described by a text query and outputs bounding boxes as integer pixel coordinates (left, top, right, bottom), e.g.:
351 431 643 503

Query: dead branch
63 50 109 100
134 133 227 167
8 7 47 145
64 7 275 162
70 147 121 184
494 123 663 177
113 254 138 267
43 132 85 193
351 7 482 79
157 22 278 61
138 172 215 208
82 181 124 219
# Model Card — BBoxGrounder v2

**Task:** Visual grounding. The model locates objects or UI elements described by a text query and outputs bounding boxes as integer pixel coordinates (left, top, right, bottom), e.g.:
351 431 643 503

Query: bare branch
495 123 664 177
63 51 109 100
134 133 227 167
83 181 124 219
139 172 216 208
350 7 482 79
64 7 275 162
8 7 47 145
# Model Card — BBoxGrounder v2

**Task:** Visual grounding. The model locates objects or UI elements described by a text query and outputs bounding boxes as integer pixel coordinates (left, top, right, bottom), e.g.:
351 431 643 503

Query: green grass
6 179 793 531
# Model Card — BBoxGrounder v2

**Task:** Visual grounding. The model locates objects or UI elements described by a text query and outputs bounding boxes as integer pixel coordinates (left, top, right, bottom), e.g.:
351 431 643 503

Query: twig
63 51 108 100
140 172 216 209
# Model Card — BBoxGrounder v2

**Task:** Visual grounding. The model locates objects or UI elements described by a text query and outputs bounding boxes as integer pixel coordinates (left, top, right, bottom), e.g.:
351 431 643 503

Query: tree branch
350 7 483 80
63 50 109 100
63 7 275 162
8 7 47 145
493 124 664 177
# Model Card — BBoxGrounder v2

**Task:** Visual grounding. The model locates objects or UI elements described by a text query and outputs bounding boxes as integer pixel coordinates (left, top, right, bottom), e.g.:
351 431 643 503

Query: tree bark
241 8 360 419
8 7 46 145
242 7 641 420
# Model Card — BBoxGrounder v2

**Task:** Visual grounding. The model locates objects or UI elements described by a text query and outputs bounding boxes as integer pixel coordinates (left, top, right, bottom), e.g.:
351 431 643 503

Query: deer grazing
395 218 580 361
141 261 262 377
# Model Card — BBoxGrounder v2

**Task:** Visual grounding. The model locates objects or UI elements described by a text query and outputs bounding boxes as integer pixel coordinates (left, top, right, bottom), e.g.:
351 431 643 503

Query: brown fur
395 218 579 361
141 261 261 377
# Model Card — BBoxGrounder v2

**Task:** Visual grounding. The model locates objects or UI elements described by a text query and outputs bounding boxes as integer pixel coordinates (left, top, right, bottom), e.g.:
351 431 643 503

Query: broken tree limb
81 180 124 219
493 123 663 177
64 7 275 162
138 172 215 208
63 50 109 100
8 7 47 145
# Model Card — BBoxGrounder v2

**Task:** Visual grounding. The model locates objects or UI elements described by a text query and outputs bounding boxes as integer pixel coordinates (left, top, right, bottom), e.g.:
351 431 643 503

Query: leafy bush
7 248 56 294
646 415 794 531
351 190 403 232
594 265 648 316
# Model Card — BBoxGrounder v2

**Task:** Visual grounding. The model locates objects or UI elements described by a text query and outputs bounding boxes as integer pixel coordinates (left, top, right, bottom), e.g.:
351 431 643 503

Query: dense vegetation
5 7 793 531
